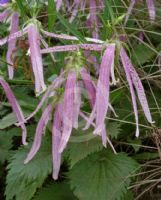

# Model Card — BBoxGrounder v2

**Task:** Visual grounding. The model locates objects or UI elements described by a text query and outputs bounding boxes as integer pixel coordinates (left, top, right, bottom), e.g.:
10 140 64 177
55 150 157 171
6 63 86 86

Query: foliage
69 151 139 200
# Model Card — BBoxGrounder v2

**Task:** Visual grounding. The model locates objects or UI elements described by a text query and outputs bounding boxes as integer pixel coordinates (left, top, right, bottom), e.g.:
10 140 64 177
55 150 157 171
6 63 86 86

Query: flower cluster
0 0 155 180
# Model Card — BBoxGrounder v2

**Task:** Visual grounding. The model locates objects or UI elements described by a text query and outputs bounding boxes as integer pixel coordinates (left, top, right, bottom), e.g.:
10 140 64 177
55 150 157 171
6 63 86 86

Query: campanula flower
0 77 27 145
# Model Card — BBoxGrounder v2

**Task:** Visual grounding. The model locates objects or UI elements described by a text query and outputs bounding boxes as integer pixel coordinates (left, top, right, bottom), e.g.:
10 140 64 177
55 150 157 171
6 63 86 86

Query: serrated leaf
67 122 120 167
5 138 52 200
33 182 77 200
67 137 103 168
69 151 139 200
0 109 29 129
0 126 25 163
0 130 13 163
107 122 121 139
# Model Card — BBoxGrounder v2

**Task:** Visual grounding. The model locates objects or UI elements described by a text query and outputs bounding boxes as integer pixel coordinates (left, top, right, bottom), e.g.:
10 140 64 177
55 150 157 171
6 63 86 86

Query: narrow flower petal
124 0 136 25
59 71 76 153
120 48 139 137
0 10 9 22
40 44 104 54
7 12 19 79
26 74 65 121
55 0 63 11
146 0 155 21
0 77 27 145
120 47 153 124
24 104 52 164
0 29 27 46
80 67 96 107
28 23 46 95
41 30 104 44
94 44 115 134
73 82 81 129
52 103 63 180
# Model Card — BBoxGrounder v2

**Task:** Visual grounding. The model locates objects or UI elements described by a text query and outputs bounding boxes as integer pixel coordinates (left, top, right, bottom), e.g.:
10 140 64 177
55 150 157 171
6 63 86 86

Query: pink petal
94 44 115 134
52 103 63 180
26 74 65 121
28 24 46 95
24 104 52 164
120 47 154 124
0 77 27 145
59 71 76 153
0 10 9 22
120 47 139 137
80 67 96 107
7 12 19 79
73 82 81 129
40 44 104 54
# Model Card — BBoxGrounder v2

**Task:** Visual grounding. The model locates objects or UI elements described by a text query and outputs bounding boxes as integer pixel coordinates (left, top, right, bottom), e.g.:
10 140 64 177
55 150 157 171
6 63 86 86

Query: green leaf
48 0 57 31
0 130 13 163
131 44 155 65
33 182 77 200
107 122 121 139
0 113 17 129
67 137 103 168
5 138 52 200
67 122 120 167
69 151 139 200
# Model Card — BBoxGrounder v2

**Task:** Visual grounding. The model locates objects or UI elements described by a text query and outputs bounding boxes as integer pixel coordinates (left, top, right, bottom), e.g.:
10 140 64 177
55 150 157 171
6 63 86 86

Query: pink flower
28 23 46 95
24 104 53 164
7 12 19 79
59 71 77 153
0 77 27 145
85 45 115 137
52 103 63 180
120 47 154 137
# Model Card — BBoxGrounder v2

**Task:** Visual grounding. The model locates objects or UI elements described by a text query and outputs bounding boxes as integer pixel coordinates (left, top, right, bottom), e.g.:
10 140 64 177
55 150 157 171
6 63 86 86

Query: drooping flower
84 43 153 139
120 47 154 136
0 2 20 78
52 103 63 180
0 19 46 95
84 45 115 138
0 77 27 145
125 0 156 24
59 71 77 153
27 23 46 95
7 12 19 79
24 104 53 164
